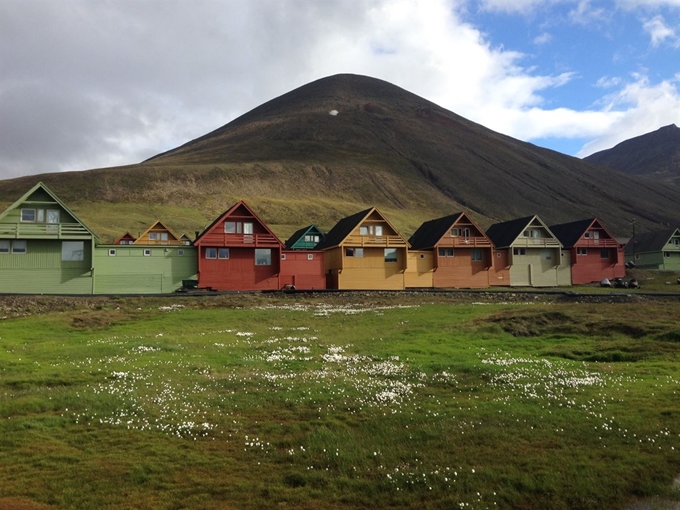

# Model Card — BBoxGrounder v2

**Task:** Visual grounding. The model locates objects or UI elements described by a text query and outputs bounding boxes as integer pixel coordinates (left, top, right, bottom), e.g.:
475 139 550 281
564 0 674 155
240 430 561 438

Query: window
178 249 184 256
243 222 253 234
0 240 9 254
149 233 158 240
462 228 470 238
218 248 230 259
345 248 363 257
600 249 609 259
419 253 425 259
513 247 526 256
360 225 382 236
225 222 236 233
664 252 670 258
307 254 314 260
37 210 45 222
160 233 168 242
438 248 454 257
471 248 483 261
21 209 36 222
385 248 398 262
450 228 459 237
496 252 502 258
143 249 151 257
108 249 116 257
541 249 552 261
577 248 587 256
62 242 84 261
206 248 217 259
12 240 27 254
255 249 272 266
46 210 60 224
584 232 590 239
281 253 286 260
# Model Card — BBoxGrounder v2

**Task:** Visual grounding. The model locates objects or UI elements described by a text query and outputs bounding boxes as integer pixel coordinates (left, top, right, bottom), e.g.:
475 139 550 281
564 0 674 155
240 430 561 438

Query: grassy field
1 293 679 509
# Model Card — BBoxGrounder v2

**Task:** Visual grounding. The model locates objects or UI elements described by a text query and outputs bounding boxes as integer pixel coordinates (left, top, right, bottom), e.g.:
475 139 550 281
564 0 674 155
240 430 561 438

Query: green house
625 227 680 270
284 225 325 250
0 182 96 294
93 244 197 294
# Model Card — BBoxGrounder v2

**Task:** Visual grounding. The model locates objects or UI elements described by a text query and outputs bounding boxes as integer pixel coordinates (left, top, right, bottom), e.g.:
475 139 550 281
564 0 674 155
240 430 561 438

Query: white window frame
46 210 60 224
307 253 314 260
384 248 398 262
206 248 217 259
21 209 36 222
218 248 230 259
108 249 116 257
255 248 272 266
12 240 27 254
0 240 10 254
143 249 151 257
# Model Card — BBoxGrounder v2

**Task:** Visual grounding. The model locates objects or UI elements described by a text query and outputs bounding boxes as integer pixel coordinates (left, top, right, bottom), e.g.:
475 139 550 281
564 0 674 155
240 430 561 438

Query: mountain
584 124 680 187
1 74 679 241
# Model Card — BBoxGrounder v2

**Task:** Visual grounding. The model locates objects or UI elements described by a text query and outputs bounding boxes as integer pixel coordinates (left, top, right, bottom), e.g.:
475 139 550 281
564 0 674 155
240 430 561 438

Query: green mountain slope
1 74 678 241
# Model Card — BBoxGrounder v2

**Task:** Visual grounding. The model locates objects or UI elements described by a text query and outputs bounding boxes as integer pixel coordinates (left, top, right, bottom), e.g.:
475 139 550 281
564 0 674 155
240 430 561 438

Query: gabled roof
114 232 137 244
133 220 183 244
409 213 464 250
486 215 560 248
485 216 535 248
314 207 408 250
549 218 617 248
409 212 491 250
0 181 97 239
625 227 680 255
285 224 324 249
194 200 283 246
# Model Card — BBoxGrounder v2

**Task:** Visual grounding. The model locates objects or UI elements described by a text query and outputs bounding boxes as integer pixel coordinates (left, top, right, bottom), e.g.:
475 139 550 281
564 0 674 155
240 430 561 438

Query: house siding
280 250 326 289
93 245 197 294
433 248 490 288
405 251 433 288
198 246 281 291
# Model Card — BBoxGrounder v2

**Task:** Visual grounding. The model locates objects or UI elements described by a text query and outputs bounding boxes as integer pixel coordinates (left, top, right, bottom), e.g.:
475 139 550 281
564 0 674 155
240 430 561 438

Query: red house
550 218 625 285
194 201 324 291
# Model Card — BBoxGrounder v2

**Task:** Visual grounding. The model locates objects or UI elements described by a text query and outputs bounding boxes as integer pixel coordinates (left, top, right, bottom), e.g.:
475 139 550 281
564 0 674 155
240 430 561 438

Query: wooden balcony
577 238 619 248
0 223 92 239
439 237 493 248
344 234 407 247
200 232 281 247
513 238 561 248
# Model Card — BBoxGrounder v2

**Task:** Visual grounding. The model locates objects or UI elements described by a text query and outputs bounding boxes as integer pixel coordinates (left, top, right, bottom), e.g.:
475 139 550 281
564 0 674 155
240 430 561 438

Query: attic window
450 228 459 237
21 209 36 222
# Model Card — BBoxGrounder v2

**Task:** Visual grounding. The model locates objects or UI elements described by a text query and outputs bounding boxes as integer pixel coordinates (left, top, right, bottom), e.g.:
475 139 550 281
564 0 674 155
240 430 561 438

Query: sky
1 0 680 180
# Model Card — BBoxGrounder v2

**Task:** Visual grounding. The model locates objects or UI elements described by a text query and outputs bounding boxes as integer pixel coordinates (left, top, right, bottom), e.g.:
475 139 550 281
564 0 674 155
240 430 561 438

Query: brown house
408 212 493 288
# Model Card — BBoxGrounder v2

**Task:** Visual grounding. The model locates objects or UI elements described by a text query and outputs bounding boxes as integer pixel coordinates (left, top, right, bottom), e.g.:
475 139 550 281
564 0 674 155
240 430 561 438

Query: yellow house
133 220 185 246
316 207 409 290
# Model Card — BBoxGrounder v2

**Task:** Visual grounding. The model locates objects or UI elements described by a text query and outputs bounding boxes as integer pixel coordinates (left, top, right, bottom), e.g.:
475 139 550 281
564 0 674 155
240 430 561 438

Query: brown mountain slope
1 74 679 241
584 124 680 186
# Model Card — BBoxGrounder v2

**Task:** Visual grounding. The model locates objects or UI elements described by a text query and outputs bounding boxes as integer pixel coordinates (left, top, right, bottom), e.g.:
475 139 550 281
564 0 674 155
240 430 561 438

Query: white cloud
578 75 680 156
643 15 679 46
533 32 553 44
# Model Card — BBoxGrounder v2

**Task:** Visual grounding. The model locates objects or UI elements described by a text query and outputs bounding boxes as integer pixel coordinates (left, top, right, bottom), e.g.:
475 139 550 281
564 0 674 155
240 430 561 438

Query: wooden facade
0 182 96 294
550 218 625 284
316 208 409 290
114 232 136 245
94 245 197 294
408 212 493 288
285 225 325 250
134 220 184 245
194 201 325 291
486 216 570 287
625 228 680 270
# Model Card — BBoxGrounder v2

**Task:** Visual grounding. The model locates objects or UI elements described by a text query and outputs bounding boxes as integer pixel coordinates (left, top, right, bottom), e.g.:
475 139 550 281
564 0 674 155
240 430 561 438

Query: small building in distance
625 227 680 270
114 232 136 245
134 220 184 246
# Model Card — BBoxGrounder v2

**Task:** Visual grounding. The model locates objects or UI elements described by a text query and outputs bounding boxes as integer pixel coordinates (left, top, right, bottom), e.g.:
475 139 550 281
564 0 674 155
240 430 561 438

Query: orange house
408 212 494 288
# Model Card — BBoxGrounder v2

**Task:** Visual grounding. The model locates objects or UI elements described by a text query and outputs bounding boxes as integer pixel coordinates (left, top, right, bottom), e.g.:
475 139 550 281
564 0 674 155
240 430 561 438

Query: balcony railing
202 232 281 246
440 237 493 248
578 238 619 248
344 234 407 247
0 223 92 238
513 238 562 248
